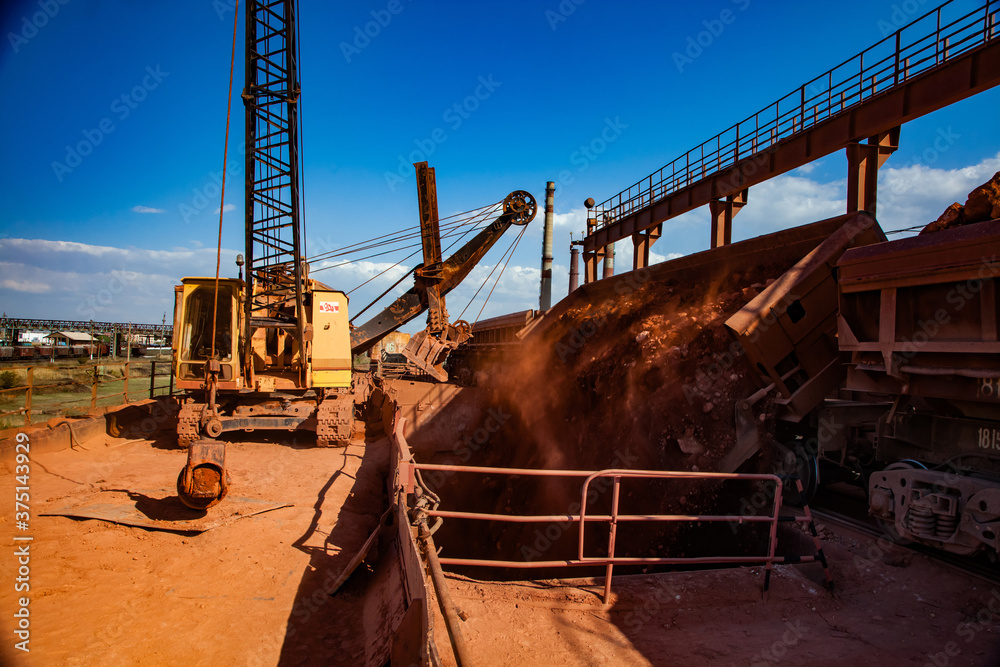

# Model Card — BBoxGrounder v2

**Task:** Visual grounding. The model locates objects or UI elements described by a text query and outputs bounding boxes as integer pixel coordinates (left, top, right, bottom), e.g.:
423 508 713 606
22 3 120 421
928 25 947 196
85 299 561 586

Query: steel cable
456 223 526 323
210 0 241 359
305 200 501 265
345 202 503 323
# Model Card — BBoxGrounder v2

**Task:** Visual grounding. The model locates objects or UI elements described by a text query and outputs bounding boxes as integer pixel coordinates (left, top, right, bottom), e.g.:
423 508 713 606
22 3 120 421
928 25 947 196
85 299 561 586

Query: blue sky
2 0 999 326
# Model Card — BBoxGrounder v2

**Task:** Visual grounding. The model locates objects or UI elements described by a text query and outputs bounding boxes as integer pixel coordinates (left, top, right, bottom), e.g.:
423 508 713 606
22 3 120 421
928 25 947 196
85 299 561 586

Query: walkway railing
392 415 831 604
0 358 173 427
595 0 1000 228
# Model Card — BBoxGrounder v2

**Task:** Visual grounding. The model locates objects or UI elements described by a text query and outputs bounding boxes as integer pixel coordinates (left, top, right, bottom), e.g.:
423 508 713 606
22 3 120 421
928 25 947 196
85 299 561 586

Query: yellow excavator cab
173 278 243 390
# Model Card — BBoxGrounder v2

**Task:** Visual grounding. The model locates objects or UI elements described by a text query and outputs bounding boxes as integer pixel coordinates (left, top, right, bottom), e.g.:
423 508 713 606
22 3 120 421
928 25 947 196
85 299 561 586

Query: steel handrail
594 0 999 227
391 415 820 604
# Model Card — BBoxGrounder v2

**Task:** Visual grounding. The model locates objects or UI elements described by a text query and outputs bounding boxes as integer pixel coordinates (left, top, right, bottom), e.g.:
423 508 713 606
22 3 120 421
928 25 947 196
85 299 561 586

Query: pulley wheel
503 191 537 225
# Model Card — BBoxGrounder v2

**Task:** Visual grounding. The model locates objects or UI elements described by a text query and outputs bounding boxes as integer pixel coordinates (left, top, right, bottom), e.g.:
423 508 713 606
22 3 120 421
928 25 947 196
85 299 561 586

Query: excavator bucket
176 440 231 510
402 322 471 382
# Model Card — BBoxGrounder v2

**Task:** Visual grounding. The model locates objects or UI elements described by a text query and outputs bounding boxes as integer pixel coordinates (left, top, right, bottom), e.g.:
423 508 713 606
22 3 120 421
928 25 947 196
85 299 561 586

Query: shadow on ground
276 435 406 666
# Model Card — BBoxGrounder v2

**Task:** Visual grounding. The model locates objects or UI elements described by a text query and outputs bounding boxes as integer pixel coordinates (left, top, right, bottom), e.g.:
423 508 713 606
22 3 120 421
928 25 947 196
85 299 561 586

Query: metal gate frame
392 414 831 604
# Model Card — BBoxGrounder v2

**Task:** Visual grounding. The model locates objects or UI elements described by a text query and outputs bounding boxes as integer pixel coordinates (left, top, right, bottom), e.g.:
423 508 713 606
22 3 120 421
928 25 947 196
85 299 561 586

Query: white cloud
564 151 1000 272
1 278 51 293
446 261 543 323
731 173 845 239
648 249 684 264
310 259 410 293
3 238 122 258
0 239 236 323
876 152 1000 232
715 150 999 241
132 205 164 214
552 205 589 229
6 153 996 330
214 203 236 214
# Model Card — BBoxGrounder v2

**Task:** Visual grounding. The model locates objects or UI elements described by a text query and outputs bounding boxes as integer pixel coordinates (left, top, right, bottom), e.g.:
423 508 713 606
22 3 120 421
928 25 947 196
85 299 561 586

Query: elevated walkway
584 0 1000 275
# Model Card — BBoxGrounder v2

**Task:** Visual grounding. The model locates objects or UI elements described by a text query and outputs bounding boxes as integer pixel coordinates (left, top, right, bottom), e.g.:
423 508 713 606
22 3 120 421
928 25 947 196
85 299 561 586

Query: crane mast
172 0 537 509
243 0 306 383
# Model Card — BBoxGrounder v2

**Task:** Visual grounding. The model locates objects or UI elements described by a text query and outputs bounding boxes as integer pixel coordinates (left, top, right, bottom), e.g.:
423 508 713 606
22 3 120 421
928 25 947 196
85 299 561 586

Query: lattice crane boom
242 0 306 378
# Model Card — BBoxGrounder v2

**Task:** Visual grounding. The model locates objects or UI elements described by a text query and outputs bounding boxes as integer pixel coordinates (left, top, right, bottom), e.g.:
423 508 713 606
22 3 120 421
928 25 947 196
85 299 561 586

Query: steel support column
709 189 747 249
583 218 604 285
846 127 899 215
632 224 662 270
584 249 603 284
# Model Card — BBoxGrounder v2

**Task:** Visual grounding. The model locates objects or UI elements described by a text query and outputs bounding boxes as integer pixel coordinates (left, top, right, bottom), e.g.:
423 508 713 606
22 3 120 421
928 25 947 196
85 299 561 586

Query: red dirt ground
1 430 399 666
2 430 1000 665
427 524 1000 666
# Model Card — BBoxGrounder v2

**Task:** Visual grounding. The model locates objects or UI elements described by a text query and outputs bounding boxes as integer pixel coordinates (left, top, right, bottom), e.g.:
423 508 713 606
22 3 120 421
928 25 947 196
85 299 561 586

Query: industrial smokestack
540 181 555 310
569 244 580 293
603 241 615 279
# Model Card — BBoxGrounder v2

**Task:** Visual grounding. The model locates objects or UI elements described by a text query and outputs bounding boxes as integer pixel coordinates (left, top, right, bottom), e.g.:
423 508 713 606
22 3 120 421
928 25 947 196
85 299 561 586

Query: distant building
45 331 97 346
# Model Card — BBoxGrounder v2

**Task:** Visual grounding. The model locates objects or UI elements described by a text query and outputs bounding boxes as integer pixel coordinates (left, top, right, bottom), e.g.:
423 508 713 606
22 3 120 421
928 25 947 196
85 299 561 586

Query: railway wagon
0 343 109 360
446 310 538 384
731 217 1000 557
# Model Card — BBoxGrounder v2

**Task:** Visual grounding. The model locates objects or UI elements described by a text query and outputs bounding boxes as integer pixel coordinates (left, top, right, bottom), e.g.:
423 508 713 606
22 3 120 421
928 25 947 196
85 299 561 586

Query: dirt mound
921 170 1000 234
417 216 876 569
498 269 775 474
426 261 802 570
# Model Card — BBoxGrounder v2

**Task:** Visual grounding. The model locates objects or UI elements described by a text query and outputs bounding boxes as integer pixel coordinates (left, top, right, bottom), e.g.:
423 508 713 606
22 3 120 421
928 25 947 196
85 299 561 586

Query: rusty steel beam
709 188 747 249
583 215 604 284
584 36 1000 254
631 224 661 270
846 127 900 215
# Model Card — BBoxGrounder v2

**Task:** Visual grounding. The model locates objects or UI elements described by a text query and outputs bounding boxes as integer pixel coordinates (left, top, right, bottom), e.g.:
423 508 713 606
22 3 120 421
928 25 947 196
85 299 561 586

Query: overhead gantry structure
582 0 1000 281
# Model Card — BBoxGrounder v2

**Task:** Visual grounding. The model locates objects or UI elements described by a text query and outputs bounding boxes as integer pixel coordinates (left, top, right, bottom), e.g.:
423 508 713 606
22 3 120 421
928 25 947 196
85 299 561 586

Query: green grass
0 354 174 426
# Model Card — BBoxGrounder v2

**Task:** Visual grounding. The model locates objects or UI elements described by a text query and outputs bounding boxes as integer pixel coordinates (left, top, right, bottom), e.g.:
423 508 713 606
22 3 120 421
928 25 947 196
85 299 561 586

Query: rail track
810 505 1000 584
